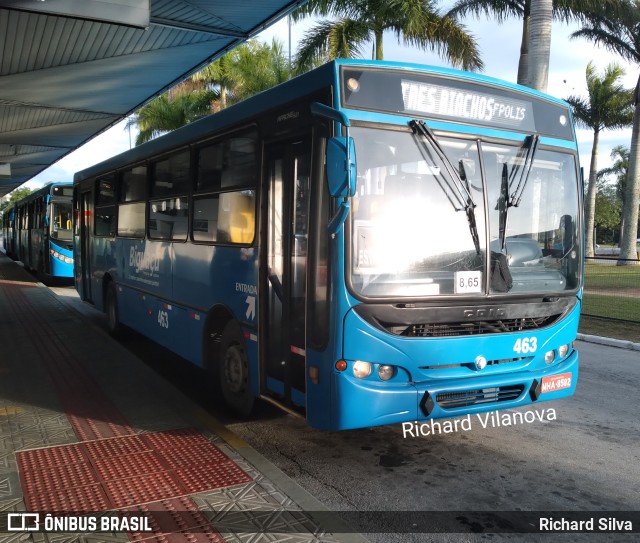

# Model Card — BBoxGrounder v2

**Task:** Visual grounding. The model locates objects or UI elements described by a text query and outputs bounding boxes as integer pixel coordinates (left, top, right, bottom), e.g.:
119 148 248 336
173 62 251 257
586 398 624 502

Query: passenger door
263 137 312 405
78 190 93 302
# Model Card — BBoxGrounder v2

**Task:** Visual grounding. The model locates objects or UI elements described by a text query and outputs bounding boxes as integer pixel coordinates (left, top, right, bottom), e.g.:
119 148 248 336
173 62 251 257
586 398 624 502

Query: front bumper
330 349 578 431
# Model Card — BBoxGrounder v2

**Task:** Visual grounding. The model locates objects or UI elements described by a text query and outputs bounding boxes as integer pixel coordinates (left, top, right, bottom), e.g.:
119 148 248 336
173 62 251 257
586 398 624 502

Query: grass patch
582 294 640 322
579 315 640 344
584 262 640 289
584 261 640 290
583 261 639 324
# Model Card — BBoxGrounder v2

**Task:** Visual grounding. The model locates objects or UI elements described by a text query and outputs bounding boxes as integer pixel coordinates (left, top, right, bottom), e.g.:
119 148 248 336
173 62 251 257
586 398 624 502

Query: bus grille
435 385 524 410
419 356 530 371
391 316 558 337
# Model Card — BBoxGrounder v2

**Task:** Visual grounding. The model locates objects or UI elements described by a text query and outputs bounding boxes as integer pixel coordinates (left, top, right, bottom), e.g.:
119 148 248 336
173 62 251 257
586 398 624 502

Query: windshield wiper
508 134 539 207
458 158 481 256
409 119 480 255
498 163 509 252
498 134 540 252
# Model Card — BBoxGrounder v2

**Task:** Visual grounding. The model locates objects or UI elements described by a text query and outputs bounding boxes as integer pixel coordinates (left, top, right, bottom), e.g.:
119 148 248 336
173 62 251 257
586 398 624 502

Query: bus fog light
544 350 555 364
378 365 395 381
353 361 372 379
558 344 569 358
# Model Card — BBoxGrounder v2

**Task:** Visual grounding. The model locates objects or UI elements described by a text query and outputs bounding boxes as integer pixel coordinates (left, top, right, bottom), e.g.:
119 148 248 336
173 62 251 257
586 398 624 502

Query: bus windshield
349 125 581 298
50 201 73 241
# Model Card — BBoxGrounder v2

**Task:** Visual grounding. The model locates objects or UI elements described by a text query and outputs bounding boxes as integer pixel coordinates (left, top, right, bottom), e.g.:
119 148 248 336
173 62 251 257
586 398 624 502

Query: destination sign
341 67 574 139
401 79 534 131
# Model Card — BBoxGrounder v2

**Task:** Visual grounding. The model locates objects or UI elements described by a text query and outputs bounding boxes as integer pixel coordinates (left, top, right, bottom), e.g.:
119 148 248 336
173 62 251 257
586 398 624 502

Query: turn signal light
335 360 347 372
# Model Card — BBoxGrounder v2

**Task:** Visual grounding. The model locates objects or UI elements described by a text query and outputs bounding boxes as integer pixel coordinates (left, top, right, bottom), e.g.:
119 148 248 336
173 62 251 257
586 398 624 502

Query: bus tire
219 321 254 417
105 282 122 336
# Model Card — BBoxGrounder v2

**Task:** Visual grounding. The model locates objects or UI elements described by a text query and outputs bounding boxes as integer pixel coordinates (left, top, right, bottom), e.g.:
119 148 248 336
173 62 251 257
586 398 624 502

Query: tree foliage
572 1 640 263
447 0 633 85
293 0 483 71
564 61 634 256
598 145 630 242
127 39 292 145
0 187 33 213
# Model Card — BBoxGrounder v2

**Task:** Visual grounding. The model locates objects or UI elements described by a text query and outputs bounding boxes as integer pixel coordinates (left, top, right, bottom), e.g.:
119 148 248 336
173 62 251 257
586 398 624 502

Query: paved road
225 340 639 542
52 285 639 542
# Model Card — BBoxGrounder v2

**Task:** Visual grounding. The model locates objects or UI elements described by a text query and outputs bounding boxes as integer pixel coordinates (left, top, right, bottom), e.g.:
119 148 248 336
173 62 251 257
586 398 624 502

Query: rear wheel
219 321 254 417
105 282 121 336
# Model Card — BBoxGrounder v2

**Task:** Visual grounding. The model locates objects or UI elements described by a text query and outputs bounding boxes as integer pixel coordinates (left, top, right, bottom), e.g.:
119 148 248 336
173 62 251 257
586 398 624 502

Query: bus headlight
50 249 73 264
378 365 395 381
544 350 555 364
353 361 372 379
558 344 570 358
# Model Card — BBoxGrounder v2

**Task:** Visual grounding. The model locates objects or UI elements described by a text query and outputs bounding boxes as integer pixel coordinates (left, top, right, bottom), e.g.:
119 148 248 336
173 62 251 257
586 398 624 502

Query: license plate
540 373 572 393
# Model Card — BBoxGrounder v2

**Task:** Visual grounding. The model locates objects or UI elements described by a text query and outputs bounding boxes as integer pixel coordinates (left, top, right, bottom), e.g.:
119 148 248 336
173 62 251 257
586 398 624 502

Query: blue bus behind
3 182 74 280
74 60 582 431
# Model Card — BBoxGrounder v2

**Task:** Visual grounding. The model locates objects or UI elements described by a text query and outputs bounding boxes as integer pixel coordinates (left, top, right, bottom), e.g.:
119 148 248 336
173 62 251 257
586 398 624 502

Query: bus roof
74 59 572 183
73 61 338 184
334 58 571 107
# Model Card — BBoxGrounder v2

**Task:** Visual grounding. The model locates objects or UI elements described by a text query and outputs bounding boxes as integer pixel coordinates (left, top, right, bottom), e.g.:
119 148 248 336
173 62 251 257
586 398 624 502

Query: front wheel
105 282 122 336
219 321 254 417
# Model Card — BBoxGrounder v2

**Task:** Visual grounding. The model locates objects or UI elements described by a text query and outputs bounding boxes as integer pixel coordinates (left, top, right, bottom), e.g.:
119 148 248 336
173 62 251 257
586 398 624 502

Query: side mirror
44 194 50 226
326 136 356 198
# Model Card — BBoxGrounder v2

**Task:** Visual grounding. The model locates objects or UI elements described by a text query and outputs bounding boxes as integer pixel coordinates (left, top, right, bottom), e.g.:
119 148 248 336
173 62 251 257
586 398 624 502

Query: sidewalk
577 332 640 351
0 252 369 543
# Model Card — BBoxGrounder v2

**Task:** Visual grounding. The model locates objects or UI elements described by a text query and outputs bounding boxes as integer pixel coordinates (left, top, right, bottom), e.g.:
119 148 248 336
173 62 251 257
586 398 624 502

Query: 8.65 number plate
455 270 482 294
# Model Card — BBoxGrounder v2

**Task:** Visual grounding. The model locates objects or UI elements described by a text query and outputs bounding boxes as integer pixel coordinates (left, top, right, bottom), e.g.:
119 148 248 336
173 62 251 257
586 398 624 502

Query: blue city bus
3 182 74 279
73 60 582 430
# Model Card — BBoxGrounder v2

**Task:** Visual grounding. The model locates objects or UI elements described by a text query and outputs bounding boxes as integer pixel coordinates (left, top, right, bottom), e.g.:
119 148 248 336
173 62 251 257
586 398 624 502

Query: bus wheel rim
224 345 246 394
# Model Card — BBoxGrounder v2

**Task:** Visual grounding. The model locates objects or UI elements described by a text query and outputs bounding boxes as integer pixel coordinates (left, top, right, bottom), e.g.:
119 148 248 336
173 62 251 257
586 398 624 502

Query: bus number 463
158 310 169 329
513 337 537 354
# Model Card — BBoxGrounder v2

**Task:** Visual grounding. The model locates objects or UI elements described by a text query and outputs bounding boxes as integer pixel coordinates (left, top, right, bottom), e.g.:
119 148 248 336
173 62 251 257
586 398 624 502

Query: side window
148 150 190 241
95 176 116 237
151 150 190 198
194 128 257 245
27 202 34 229
196 131 257 191
120 165 147 202
192 190 255 244
33 199 41 229
149 197 189 241
192 195 219 242
118 165 147 238
118 202 146 238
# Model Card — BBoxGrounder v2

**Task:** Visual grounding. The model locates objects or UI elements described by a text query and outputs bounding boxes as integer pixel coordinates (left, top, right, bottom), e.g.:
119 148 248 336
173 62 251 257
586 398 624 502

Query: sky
22 4 638 192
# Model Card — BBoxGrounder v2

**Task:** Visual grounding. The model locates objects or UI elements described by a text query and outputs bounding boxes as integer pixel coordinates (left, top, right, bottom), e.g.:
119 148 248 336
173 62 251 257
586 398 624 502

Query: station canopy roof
0 0 306 196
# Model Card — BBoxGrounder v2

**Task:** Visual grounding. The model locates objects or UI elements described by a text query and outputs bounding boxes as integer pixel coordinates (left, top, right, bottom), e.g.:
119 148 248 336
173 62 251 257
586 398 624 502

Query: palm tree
528 0 553 91
192 39 294 110
573 2 640 264
598 145 629 242
127 39 293 145
292 0 483 72
126 89 217 145
191 53 240 111
565 61 634 257
232 39 295 100
447 0 632 86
